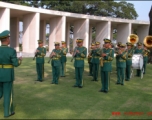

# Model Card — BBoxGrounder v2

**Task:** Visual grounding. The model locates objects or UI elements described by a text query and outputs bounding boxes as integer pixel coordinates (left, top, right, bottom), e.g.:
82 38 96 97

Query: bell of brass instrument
143 36 152 48
127 34 139 45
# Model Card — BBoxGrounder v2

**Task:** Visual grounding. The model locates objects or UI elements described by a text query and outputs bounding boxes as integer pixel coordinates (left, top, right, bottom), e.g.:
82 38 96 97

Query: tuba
127 34 139 45
143 36 152 48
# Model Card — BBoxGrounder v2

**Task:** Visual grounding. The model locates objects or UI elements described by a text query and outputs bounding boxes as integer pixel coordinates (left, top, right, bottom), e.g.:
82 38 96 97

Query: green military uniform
116 44 128 85
143 46 150 74
125 42 134 81
134 42 144 77
115 42 122 71
35 40 46 82
73 39 87 88
90 42 101 81
99 39 114 93
88 43 95 76
0 30 21 117
60 41 68 77
51 42 61 84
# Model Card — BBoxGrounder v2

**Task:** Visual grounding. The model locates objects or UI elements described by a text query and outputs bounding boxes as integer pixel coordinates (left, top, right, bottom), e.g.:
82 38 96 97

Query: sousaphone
143 36 152 48
127 34 139 45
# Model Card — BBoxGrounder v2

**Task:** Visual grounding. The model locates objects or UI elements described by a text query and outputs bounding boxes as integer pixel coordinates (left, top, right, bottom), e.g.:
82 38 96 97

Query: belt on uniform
103 60 110 62
93 56 100 58
37 55 43 57
52 58 59 60
0 64 14 68
75 58 84 60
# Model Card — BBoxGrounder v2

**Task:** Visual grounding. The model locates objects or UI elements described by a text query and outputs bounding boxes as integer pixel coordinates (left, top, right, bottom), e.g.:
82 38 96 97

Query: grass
0 57 152 119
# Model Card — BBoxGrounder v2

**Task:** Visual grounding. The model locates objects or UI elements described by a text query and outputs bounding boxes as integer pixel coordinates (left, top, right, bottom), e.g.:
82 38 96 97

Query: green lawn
0 57 152 119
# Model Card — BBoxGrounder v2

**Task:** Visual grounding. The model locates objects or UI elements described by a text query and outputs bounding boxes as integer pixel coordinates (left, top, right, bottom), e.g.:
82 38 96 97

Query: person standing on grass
60 41 68 77
35 40 46 82
99 38 114 93
50 42 62 84
0 30 22 117
73 39 87 88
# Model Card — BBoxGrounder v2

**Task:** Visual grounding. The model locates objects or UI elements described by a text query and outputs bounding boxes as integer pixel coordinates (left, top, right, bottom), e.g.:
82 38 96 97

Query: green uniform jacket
143 49 150 62
126 49 134 65
134 48 144 54
74 46 87 67
90 48 101 64
117 51 128 68
36 47 46 63
51 49 62 66
0 45 21 82
101 48 114 71
60 47 68 63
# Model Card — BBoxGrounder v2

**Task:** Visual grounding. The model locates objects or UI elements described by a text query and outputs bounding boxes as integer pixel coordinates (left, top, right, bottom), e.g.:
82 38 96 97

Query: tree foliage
1 0 138 20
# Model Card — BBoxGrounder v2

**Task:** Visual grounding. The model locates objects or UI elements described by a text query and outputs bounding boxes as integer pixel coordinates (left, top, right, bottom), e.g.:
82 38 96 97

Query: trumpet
143 36 152 48
127 34 139 45
48 51 56 63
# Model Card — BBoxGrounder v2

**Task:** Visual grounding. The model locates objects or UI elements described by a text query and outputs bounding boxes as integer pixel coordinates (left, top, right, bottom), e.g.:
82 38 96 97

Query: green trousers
0 81 14 117
136 69 141 77
60 62 66 77
75 67 84 87
52 66 60 84
92 63 99 81
101 71 110 92
117 68 125 84
125 65 131 81
89 63 93 76
36 63 44 81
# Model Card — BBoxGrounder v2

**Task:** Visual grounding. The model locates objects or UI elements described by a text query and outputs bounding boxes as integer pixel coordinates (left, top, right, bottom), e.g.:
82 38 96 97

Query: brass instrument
48 51 55 63
127 34 139 45
143 36 152 48
71 47 77 62
33 50 38 60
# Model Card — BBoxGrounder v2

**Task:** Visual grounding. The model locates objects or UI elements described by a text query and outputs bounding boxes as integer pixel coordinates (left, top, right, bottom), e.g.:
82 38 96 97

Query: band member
73 39 87 88
88 43 95 76
115 42 122 71
125 42 134 81
116 44 128 85
60 41 68 77
99 38 114 93
90 41 101 81
0 30 22 117
35 40 46 82
134 42 144 77
143 44 150 74
50 42 62 84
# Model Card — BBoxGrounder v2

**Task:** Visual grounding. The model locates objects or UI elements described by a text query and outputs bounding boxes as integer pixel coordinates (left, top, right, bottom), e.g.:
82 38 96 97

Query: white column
137 25 149 42
40 20 46 45
66 22 70 52
117 23 131 44
0 8 10 45
73 18 89 51
49 16 66 52
10 17 19 51
96 21 111 47
22 13 40 53
89 26 92 46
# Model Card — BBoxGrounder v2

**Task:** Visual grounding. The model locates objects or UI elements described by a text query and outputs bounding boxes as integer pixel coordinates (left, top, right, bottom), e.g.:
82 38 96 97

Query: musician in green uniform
143 44 150 74
88 43 95 76
134 42 144 77
125 42 134 81
0 30 22 117
115 42 122 71
35 40 46 82
50 42 62 84
116 44 128 85
90 42 101 81
99 38 114 93
73 39 87 88
60 41 68 77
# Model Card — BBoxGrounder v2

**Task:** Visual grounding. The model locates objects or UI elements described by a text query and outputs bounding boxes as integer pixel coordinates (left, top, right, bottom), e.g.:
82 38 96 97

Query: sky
126 1 152 21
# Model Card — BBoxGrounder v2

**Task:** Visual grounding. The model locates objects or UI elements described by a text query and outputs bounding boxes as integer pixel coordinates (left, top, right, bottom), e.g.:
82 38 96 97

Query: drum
132 54 143 70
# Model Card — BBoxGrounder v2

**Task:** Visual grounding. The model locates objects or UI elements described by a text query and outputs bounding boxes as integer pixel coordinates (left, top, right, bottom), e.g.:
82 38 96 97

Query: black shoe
104 91 108 93
91 79 95 81
121 84 124 85
73 85 78 87
99 90 104 92
78 86 82 88
116 82 120 85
